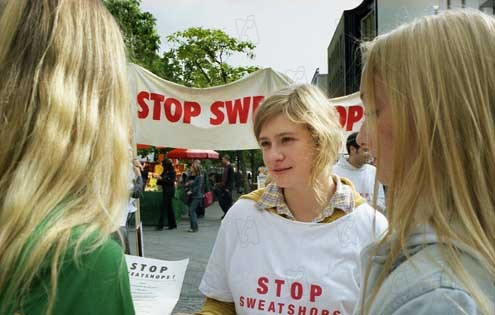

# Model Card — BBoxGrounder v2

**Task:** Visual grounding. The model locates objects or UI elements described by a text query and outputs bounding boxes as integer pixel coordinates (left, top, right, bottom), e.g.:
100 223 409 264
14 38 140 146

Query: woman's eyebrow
259 132 297 141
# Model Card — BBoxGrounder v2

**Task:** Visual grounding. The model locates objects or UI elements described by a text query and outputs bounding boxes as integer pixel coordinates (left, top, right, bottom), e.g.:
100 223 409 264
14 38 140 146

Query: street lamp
480 0 494 15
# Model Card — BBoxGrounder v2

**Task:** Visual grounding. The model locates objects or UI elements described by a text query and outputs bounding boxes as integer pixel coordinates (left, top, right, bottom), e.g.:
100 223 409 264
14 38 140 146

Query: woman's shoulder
351 203 388 238
372 243 494 314
223 198 259 219
22 233 134 314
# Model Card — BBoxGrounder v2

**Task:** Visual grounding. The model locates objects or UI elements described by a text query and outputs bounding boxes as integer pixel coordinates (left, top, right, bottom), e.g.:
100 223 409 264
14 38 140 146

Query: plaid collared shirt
255 175 355 223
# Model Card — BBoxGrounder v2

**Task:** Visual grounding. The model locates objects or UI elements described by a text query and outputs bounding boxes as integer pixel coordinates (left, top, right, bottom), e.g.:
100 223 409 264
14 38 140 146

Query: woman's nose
264 146 284 163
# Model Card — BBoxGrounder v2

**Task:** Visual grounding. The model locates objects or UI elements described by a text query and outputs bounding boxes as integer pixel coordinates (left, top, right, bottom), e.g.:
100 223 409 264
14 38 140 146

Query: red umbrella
166 148 219 159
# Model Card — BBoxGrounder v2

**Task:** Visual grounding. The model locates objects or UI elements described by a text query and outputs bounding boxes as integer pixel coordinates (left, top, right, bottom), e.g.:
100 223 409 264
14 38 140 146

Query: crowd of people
0 1 494 314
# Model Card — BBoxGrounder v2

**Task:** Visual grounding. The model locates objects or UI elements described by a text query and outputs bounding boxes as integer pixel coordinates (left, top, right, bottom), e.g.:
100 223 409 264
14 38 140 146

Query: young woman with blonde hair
356 9 495 315
0 0 134 314
196 84 388 314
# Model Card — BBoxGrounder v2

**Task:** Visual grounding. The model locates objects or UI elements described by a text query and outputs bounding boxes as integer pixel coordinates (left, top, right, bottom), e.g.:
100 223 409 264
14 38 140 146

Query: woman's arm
194 297 236 315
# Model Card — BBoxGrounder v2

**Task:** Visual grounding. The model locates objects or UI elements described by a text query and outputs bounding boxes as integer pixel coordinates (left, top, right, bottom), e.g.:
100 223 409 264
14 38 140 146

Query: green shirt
14 237 135 315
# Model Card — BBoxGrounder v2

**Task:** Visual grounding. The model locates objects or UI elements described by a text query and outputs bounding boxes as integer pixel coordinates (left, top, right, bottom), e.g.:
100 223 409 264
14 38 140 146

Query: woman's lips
271 167 292 174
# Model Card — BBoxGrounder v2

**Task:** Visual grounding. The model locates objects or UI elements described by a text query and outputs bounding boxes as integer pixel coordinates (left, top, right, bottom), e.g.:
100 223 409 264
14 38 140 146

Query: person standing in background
193 159 207 218
332 132 386 212
156 159 177 230
186 164 204 232
118 157 144 254
217 155 234 218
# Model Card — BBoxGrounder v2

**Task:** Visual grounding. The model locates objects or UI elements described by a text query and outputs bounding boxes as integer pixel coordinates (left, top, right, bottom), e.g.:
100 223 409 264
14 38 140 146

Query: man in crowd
217 155 234 218
332 132 386 212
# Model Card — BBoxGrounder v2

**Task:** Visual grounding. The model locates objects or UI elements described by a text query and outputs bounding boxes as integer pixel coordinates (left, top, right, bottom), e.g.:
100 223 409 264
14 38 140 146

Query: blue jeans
189 197 201 231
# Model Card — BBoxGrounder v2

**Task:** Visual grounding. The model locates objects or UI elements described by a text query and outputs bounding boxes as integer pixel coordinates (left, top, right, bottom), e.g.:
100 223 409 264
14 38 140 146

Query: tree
163 27 258 87
103 0 162 71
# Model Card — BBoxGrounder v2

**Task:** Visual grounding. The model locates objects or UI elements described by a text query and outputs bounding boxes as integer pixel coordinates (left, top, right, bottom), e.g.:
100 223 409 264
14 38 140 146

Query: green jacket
9 237 135 315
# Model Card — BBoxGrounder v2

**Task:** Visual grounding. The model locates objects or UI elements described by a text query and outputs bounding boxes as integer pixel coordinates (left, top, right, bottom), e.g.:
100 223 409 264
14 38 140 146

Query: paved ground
129 200 227 314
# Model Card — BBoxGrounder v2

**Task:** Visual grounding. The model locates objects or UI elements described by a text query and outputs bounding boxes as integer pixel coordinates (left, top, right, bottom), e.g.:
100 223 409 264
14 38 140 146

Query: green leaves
164 27 258 87
103 0 161 70
105 1 259 87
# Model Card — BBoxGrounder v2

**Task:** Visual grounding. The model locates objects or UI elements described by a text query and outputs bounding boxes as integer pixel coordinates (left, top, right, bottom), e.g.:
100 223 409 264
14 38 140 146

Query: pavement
129 199 228 314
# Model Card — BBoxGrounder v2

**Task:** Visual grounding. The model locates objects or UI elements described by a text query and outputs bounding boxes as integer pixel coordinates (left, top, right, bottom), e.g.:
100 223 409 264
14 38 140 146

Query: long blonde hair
0 0 130 313
253 84 342 204
360 9 495 314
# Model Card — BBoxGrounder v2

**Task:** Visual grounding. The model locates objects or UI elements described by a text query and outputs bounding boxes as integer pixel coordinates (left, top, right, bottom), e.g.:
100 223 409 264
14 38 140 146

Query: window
480 0 495 15
447 0 466 9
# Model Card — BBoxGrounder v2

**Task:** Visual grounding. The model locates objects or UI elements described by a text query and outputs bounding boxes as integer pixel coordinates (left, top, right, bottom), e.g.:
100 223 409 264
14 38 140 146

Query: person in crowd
186 164 204 232
354 9 495 315
333 132 386 212
140 161 149 185
118 156 144 254
0 0 135 314
155 159 177 230
193 159 207 218
196 84 388 314
216 155 234 218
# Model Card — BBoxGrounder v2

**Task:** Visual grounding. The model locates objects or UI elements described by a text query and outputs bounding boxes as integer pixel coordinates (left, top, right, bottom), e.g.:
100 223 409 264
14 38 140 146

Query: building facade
327 0 494 97
310 68 329 97
327 0 375 98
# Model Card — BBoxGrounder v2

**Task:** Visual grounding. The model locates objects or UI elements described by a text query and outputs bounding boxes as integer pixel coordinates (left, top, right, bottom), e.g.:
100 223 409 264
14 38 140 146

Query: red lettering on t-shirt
309 284 323 302
291 282 303 300
258 299 265 310
246 297 256 308
274 279 285 297
257 277 269 294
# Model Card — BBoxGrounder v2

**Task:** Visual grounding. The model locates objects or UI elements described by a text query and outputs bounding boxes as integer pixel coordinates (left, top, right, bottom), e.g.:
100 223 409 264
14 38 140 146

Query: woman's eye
281 137 294 143
259 141 270 148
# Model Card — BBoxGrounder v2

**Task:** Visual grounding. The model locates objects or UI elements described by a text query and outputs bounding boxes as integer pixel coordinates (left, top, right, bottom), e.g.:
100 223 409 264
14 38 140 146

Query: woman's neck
283 177 335 222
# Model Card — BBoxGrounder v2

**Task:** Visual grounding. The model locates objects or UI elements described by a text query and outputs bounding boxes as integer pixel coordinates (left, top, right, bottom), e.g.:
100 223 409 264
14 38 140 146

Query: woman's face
357 79 395 185
258 114 315 189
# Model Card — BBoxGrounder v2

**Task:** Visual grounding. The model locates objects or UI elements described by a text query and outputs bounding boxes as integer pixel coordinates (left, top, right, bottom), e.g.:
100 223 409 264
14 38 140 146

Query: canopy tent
166 148 219 160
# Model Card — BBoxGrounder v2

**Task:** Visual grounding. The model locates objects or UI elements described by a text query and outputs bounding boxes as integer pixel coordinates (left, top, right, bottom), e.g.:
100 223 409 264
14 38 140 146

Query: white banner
126 255 189 315
129 64 363 152
328 92 364 152
129 64 292 150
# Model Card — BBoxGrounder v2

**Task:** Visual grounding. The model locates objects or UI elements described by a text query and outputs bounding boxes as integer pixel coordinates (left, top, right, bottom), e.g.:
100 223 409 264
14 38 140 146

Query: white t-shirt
200 199 388 315
332 158 386 211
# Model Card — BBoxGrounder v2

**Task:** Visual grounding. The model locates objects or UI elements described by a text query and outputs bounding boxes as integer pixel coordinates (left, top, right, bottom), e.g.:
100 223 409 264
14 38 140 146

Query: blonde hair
360 9 495 314
191 163 201 176
0 0 130 313
253 84 342 204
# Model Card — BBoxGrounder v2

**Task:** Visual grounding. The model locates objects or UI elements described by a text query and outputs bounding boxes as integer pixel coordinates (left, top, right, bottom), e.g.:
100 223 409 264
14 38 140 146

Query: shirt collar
255 175 355 223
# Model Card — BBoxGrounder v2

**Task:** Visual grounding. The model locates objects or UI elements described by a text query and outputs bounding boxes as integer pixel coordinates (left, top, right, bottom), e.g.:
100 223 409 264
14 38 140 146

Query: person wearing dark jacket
186 164 204 232
156 159 177 230
217 155 234 218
